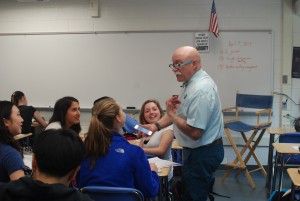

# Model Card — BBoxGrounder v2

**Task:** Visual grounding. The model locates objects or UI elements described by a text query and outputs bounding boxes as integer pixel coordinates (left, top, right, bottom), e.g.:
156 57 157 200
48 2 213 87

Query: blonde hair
84 97 120 169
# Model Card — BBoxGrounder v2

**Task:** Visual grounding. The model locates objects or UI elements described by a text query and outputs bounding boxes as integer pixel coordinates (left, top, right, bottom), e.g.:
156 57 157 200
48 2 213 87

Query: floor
171 166 293 201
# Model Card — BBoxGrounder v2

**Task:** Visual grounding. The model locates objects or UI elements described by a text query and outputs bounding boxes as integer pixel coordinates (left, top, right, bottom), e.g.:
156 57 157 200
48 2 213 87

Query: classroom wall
293 4 300 119
0 0 299 165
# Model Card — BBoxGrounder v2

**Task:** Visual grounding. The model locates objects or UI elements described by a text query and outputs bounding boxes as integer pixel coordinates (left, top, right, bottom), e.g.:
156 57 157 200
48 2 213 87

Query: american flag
208 0 219 37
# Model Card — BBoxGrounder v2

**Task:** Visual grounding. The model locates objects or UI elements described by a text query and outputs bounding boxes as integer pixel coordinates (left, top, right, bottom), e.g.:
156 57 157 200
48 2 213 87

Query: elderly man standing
145 46 224 201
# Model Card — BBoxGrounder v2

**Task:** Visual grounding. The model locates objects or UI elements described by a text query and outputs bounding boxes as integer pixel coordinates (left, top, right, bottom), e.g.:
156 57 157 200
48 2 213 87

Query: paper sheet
23 154 32 169
148 157 182 169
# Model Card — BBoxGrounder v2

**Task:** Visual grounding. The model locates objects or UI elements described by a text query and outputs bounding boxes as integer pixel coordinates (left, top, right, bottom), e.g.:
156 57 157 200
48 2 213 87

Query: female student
46 96 81 134
0 101 26 182
11 91 47 134
11 91 48 147
77 97 159 198
139 99 174 182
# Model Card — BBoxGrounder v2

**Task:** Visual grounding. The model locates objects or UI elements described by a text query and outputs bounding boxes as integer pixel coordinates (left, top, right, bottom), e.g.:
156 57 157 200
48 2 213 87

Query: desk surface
14 133 32 140
128 139 183 150
172 139 183 150
268 127 296 135
273 143 300 154
287 168 300 186
159 167 170 177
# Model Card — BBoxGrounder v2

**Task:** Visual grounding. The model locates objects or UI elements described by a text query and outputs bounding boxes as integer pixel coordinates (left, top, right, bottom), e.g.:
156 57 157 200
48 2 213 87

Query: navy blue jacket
78 132 159 198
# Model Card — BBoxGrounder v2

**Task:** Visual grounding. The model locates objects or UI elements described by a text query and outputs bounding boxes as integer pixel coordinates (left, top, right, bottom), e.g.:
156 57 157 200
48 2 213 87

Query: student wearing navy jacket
0 101 25 182
78 97 159 198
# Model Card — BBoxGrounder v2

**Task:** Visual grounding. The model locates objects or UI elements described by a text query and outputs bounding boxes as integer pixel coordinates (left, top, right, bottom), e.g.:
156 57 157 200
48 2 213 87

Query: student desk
127 139 174 201
271 143 300 196
14 133 32 140
158 167 171 201
128 138 182 150
79 132 86 141
171 139 183 164
287 168 300 201
266 128 296 196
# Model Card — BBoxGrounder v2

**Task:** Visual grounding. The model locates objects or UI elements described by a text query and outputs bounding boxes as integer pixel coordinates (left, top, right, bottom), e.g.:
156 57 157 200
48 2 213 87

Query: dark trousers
182 140 224 201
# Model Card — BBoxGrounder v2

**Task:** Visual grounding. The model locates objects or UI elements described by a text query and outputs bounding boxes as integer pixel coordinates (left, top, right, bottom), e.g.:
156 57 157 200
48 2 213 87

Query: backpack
269 189 291 201
269 189 300 201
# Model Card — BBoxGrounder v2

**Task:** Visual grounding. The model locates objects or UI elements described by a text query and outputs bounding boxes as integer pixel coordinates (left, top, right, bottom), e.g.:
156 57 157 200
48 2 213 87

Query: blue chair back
279 132 300 164
80 186 144 201
236 94 273 109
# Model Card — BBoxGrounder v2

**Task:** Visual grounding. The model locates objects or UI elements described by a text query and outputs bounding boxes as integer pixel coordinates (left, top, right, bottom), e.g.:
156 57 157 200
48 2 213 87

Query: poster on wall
292 47 300 78
195 32 209 52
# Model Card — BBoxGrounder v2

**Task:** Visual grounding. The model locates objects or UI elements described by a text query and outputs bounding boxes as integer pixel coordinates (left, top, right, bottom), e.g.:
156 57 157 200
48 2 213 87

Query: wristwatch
154 122 161 131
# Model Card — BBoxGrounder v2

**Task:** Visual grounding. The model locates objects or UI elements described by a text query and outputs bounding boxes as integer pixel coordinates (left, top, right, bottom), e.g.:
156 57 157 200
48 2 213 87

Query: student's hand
136 131 143 139
149 163 158 173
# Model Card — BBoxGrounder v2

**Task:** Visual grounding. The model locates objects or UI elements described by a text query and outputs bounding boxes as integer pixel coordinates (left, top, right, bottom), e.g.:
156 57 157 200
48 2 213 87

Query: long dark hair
49 96 81 134
11 91 25 106
0 101 23 157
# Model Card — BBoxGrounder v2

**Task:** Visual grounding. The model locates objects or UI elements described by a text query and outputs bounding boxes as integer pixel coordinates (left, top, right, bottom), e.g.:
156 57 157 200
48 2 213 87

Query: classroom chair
80 186 144 201
271 132 300 193
221 93 273 188
279 132 300 164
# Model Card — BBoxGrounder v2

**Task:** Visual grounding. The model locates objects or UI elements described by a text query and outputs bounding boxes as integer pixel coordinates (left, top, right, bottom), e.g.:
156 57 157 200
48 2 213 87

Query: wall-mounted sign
195 32 209 52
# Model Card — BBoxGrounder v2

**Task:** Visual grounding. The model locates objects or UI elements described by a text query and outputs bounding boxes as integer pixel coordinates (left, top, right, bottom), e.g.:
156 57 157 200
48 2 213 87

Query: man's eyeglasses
169 59 193 69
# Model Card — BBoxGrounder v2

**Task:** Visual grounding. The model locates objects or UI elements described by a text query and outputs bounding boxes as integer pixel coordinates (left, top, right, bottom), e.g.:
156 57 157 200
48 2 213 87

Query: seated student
11 91 47 147
0 101 26 182
138 99 174 182
294 117 300 132
78 97 159 198
0 128 93 201
46 96 81 134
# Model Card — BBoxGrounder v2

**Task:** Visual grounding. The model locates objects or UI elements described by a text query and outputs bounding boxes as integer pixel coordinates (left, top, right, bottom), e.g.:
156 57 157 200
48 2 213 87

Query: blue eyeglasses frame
169 59 193 69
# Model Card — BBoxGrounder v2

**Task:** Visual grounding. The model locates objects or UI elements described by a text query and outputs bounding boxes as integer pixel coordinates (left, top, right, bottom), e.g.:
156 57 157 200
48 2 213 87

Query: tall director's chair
221 93 273 188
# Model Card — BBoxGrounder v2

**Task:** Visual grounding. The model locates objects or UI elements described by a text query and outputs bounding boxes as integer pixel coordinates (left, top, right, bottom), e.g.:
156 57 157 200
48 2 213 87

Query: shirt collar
182 69 203 88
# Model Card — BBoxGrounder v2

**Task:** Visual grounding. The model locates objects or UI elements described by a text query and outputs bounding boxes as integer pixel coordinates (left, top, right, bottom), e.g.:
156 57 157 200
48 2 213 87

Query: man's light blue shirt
174 69 224 148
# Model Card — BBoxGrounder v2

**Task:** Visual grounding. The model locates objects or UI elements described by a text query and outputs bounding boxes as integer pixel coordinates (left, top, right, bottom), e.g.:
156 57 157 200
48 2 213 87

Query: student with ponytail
77 97 159 198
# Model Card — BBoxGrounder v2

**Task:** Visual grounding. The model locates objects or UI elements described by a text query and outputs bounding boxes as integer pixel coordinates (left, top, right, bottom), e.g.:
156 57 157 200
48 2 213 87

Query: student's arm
9 169 25 181
142 129 174 157
33 111 47 127
133 148 159 198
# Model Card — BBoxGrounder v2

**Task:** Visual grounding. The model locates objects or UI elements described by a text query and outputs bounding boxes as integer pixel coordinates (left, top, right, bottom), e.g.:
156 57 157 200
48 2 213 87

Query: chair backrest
80 186 144 201
236 94 273 109
279 132 300 164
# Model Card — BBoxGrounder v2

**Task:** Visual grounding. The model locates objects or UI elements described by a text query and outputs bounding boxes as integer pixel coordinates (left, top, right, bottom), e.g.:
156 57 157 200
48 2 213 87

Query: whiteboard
0 31 273 109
